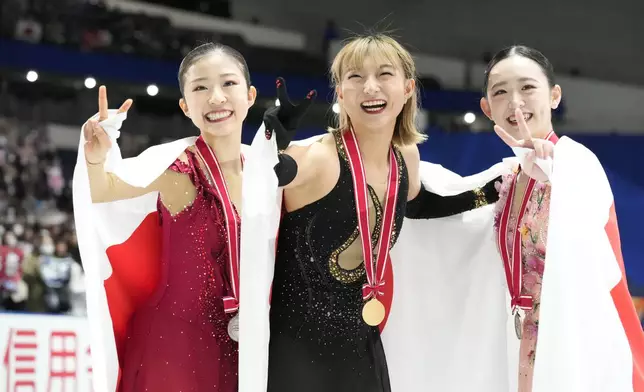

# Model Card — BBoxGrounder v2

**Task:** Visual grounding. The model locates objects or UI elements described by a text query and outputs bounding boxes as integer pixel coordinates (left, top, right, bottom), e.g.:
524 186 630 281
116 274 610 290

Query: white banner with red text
0 313 93 392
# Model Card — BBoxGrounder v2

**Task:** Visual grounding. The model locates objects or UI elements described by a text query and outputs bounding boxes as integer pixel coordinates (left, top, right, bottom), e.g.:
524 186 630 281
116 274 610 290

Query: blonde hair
329 33 426 146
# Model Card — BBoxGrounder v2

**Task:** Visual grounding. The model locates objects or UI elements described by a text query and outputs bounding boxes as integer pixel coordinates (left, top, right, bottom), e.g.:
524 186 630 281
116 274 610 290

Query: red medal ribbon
341 128 400 301
498 131 558 312
195 136 243 313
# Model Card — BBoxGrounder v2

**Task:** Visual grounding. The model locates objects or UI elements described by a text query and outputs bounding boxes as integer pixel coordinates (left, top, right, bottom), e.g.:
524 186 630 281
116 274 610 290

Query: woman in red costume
83 42 253 392
77 42 312 392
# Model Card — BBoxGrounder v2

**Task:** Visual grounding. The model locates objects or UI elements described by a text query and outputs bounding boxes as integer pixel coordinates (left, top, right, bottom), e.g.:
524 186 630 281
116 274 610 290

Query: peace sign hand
263 77 317 151
494 108 554 182
83 85 132 165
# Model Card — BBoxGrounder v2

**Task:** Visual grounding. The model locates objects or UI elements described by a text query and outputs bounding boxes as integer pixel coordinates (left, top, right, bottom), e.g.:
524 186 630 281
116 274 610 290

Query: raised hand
83 85 132 164
263 77 317 150
494 108 554 182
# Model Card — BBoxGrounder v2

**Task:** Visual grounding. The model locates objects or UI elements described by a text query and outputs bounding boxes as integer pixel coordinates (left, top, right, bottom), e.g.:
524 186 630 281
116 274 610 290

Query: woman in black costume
263 33 500 392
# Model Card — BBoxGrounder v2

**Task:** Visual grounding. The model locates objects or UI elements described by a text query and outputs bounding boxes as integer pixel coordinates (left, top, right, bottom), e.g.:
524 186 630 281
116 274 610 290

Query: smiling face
337 53 413 133
179 51 256 138
330 35 425 145
481 55 562 139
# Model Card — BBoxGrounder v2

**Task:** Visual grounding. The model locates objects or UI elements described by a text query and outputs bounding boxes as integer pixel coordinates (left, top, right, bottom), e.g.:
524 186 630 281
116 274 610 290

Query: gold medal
362 298 385 326
514 311 523 340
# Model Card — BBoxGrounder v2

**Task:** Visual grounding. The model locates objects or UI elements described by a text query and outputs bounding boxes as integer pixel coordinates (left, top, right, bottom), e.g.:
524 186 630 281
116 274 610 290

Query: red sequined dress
119 149 238 392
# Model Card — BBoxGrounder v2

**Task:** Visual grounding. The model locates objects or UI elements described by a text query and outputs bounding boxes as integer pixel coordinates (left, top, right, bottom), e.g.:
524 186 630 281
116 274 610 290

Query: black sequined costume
267 132 499 392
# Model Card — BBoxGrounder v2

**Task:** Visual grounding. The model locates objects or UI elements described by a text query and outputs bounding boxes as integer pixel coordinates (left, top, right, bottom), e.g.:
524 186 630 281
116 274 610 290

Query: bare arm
399 143 422 201
87 154 195 218
83 85 183 204
86 160 168 203
280 137 330 190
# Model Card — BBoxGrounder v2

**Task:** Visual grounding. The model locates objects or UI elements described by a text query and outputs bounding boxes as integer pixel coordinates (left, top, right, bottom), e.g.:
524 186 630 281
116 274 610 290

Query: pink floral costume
494 170 551 392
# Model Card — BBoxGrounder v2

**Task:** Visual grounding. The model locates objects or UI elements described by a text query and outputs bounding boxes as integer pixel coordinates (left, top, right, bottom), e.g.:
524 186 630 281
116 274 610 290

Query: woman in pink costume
481 45 644 392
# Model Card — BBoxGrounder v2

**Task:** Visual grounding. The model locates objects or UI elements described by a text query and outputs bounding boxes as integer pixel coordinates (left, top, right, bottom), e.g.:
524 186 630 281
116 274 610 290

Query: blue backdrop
7 39 640 290
261 127 644 288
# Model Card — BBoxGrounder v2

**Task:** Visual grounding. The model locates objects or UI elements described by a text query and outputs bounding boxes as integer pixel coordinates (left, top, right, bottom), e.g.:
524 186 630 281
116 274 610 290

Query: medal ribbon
195 136 243 313
341 128 400 301
498 131 558 312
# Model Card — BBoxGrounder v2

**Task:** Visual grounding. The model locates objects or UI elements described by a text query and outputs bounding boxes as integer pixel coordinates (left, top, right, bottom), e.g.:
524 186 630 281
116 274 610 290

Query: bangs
328 33 426 146
332 36 405 82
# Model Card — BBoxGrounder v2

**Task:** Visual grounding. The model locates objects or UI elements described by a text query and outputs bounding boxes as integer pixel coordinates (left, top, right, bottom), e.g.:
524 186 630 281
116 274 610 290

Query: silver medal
228 314 239 342
514 311 523 340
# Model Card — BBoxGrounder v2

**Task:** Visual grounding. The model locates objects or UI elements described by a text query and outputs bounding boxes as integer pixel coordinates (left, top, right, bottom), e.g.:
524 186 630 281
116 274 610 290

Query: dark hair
483 45 555 95
177 42 251 96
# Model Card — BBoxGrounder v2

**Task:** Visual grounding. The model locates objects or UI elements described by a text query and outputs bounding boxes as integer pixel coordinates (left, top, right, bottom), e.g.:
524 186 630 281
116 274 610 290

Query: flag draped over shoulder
72 111 262 392
530 137 644 392
75 111 643 392
241 133 643 392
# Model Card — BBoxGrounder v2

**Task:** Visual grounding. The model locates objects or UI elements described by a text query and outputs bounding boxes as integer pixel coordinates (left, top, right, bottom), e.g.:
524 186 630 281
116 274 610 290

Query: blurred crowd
3 0 228 59
0 117 86 316
3 0 253 63
1 0 642 328
1 0 327 76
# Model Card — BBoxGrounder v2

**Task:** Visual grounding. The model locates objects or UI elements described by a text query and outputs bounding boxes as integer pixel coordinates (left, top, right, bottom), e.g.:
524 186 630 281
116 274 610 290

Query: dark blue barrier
418 130 644 287
3 39 492 112
259 127 643 286
0 40 179 86
54 123 644 286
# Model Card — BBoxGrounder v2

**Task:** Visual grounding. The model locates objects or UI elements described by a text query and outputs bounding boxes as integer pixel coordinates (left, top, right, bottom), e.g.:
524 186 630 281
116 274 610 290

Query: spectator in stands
4 0 327 78
38 237 76 314
14 14 42 43
480 45 644 391
0 116 85 316
0 230 27 311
